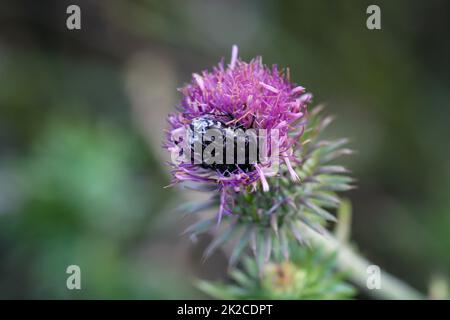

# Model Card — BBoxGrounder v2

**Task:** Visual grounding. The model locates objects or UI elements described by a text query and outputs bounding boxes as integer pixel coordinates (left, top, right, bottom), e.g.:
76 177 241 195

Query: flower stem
297 224 426 300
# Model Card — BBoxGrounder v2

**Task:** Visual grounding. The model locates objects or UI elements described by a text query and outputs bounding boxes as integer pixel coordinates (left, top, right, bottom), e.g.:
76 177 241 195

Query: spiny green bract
197 246 355 300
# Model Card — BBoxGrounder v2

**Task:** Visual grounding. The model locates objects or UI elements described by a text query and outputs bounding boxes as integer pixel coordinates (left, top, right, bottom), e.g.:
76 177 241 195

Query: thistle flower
164 48 427 301
165 46 311 221
165 46 354 266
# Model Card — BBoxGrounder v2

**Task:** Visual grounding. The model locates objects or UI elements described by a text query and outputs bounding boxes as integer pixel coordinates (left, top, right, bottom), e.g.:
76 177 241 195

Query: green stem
297 224 426 300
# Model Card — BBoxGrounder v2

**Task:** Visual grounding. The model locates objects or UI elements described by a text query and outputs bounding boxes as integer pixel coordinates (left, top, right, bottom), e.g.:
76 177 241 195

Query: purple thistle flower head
165 46 312 220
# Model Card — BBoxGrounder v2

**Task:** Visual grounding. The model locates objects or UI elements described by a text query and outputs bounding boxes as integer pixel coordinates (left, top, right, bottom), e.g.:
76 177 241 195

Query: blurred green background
0 0 449 298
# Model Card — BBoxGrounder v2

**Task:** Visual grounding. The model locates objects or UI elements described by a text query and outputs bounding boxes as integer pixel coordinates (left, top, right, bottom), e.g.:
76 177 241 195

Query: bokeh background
0 0 449 299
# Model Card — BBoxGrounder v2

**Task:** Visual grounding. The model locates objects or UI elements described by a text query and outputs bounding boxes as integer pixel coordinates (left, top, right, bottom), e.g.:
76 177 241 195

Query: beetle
187 113 259 175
